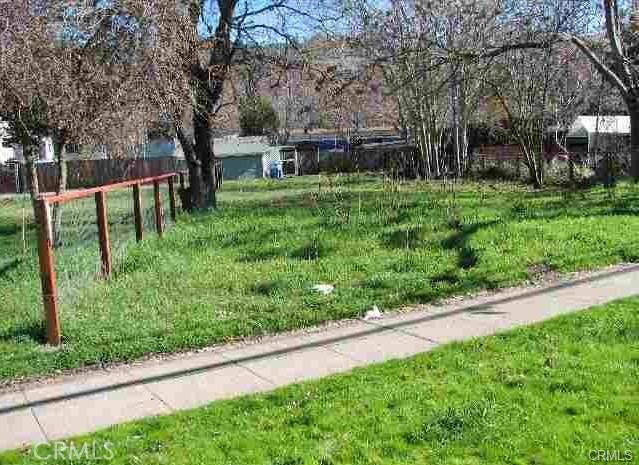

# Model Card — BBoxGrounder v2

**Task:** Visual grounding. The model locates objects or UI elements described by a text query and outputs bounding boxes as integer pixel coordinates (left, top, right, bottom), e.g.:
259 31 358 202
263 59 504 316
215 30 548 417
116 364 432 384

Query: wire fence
0 174 184 345
52 182 176 311
0 192 33 270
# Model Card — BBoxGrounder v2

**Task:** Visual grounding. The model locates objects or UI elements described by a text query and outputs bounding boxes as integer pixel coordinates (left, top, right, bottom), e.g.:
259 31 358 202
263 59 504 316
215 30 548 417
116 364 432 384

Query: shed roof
214 136 272 158
567 116 630 138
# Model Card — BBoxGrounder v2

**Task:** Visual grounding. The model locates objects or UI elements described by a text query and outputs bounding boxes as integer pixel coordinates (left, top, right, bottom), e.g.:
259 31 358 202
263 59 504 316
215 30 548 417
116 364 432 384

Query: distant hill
209 39 399 136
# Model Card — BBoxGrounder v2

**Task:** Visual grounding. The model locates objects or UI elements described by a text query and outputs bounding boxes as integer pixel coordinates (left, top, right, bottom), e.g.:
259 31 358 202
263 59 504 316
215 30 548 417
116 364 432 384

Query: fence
0 163 20 194
472 149 631 184
34 172 184 345
473 152 526 179
13 157 187 193
293 142 420 177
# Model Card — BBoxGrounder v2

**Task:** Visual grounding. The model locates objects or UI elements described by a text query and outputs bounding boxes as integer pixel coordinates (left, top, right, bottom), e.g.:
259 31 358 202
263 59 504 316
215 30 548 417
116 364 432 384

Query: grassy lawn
0 175 638 382
1 297 637 464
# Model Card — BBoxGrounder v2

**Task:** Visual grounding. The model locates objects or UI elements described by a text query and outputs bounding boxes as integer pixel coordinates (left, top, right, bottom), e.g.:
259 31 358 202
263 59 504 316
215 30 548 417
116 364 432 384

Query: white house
12 138 55 163
0 121 56 164
0 122 17 164
566 116 630 153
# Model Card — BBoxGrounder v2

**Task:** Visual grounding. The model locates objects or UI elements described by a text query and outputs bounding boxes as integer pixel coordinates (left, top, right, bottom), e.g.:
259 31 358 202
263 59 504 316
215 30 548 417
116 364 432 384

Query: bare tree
569 0 639 180
354 0 596 182
0 0 190 219
168 0 344 210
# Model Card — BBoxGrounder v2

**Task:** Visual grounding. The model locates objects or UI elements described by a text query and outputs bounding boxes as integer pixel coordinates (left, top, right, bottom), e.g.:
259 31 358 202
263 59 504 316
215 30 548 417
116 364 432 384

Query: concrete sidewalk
1 264 638 452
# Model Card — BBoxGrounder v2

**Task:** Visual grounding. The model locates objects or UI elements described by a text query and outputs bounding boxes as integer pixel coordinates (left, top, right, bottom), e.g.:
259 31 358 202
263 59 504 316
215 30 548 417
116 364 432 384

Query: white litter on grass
311 284 335 295
363 305 383 320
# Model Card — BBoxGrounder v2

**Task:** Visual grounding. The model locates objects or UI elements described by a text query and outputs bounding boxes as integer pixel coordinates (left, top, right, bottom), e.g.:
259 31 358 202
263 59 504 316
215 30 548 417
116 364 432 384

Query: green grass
0 175 638 382
1 297 637 464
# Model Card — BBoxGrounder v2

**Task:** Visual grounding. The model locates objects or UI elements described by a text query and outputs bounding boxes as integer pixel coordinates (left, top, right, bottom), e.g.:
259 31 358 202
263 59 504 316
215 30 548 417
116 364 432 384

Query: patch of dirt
527 263 561 282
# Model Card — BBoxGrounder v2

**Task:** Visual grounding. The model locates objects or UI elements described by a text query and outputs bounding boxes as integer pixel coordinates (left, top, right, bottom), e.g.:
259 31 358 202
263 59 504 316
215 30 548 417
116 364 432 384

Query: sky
197 0 365 43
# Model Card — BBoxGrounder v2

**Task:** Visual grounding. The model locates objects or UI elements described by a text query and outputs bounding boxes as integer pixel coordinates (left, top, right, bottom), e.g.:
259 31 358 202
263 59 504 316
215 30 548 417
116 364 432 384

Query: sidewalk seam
229 361 278 388
24 391 49 443
322 344 365 363
366 320 441 345
139 383 175 414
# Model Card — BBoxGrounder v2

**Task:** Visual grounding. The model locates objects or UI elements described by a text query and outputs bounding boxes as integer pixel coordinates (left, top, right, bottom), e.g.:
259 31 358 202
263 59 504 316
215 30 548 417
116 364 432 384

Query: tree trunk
192 111 217 209
23 147 43 241
24 147 40 204
52 136 67 247
173 0 235 211
521 143 544 189
629 101 639 181
451 67 461 177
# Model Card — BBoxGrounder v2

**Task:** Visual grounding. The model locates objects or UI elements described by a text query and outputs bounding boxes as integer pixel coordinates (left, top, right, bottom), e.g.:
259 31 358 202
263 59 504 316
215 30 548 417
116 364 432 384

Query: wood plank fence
294 143 420 178
16 157 188 193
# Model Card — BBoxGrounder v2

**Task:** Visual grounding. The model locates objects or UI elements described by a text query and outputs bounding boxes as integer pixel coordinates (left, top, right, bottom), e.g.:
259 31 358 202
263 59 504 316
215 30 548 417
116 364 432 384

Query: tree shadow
0 320 45 344
290 239 331 260
237 247 284 263
383 225 425 249
441 221 501 270
0 258 23 279
0 224 18 237
251 279 291 296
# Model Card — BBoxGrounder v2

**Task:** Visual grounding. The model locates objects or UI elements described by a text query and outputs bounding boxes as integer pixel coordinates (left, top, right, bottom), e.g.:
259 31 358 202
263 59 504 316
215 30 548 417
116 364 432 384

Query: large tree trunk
176 0 233 211
174 84 221 211
176 126 207 211
629 100 639 181
179 86 220 211
191 110 217 209
520 142 544 189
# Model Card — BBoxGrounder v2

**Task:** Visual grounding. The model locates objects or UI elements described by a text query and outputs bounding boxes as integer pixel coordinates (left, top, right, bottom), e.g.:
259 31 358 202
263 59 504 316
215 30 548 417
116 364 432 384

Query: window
65 143 81 154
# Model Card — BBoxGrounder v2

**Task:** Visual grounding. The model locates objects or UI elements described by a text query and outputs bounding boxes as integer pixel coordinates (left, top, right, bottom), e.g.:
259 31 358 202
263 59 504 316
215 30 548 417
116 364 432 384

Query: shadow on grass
1 263 637 416
0 320 45 344
0 258 23 280
383 225 426 250
290 239 331 260
238 238 332 263
0 224 18 237
237 248 283 263
251 279 292 296
441 221 500 270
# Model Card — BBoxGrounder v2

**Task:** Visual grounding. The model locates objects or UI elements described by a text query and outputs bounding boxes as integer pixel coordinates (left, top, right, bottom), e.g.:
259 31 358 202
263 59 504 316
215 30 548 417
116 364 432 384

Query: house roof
567 116 630 138
214 136 273 158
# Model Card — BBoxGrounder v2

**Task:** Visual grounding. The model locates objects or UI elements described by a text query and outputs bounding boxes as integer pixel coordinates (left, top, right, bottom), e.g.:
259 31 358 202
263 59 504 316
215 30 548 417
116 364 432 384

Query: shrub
239 97 279 137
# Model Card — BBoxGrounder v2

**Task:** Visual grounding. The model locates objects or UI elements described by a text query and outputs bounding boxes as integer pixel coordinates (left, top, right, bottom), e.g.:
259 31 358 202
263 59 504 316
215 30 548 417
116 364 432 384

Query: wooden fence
0 164 19 194
17 157 188 193
36 173 181 346
294 143 420 178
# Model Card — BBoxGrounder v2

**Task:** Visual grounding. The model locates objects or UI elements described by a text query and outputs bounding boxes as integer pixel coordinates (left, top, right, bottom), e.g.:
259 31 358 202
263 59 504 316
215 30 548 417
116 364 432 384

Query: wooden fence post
95 191 112 278
154 181 164 237
179 172 185 190
132 184 143 242
36 199 61 346
168 176 177 222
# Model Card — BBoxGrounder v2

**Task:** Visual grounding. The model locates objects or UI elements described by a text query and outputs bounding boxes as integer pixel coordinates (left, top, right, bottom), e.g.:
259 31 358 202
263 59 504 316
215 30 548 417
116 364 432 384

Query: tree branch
569 34 629 98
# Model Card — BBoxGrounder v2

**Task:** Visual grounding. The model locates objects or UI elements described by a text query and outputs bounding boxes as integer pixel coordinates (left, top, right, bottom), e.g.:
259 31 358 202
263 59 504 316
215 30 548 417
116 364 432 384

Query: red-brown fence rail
35 172 183 346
